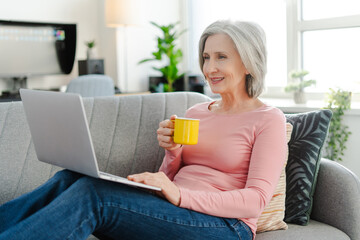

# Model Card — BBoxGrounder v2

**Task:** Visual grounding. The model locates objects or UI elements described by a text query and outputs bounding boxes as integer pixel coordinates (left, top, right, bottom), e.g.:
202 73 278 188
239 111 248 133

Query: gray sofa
0 91 359 240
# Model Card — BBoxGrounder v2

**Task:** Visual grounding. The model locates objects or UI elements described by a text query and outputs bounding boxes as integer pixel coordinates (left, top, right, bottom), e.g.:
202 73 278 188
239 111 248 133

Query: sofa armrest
311 158 360 240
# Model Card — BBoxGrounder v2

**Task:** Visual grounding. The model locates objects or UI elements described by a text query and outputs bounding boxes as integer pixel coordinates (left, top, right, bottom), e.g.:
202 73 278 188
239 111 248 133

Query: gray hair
199 20 267 98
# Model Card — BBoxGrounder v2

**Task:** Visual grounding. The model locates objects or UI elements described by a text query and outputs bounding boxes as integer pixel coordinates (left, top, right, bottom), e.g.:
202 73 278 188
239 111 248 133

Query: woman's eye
219 55 226 59
203 56 210 60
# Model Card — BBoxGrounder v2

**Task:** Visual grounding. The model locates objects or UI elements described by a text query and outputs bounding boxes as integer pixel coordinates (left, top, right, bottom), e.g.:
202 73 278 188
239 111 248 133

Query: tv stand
0 77 27 102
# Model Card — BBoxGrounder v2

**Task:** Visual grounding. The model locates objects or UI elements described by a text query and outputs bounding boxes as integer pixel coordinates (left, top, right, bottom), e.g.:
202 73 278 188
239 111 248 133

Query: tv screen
0 20 76 78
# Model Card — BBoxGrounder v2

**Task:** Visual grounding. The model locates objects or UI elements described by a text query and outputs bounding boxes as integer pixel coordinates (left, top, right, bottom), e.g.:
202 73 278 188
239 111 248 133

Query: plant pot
293 90 306 104
86 48 95 60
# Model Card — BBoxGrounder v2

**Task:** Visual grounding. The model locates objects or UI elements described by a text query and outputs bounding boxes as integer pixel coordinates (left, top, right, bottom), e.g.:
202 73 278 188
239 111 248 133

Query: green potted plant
139 21 186 92
85 40 96 60
284 70 316 104
323 88 352 161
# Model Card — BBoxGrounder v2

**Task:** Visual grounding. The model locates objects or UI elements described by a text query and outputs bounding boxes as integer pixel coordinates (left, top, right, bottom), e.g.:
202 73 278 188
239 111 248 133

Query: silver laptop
20 89 161 191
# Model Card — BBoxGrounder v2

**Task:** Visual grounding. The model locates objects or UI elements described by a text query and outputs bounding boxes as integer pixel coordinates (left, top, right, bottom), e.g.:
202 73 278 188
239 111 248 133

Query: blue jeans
0 170 253 240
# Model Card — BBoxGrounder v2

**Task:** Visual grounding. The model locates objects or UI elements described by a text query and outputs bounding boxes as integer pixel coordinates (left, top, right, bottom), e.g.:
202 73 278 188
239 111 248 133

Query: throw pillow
257 123 293 233
284 109 332 225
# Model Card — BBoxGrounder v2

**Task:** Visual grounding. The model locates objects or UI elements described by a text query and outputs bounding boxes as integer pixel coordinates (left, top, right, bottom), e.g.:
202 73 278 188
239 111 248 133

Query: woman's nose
204 60 218 74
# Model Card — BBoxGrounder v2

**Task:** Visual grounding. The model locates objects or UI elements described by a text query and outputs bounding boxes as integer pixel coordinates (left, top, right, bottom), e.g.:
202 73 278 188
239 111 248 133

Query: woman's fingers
127 172 180 206
127 172 164 190
157 115 181 151
157 126 173 137
157 134 173 144
159 119 174 130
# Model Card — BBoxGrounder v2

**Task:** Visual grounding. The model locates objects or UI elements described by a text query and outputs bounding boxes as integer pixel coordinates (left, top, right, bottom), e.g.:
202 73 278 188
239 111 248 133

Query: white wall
340 114 360 178
0 0 182 93
103 0 183 92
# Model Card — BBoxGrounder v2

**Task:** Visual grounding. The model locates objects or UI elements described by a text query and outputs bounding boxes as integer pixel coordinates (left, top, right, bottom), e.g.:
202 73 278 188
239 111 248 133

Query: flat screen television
0 20 76 92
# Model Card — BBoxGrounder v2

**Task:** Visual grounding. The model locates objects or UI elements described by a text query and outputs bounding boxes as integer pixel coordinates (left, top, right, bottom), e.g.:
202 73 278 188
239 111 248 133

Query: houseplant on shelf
323 88 352 161
139 21 186 92
284 70 316 104
85 40 96 60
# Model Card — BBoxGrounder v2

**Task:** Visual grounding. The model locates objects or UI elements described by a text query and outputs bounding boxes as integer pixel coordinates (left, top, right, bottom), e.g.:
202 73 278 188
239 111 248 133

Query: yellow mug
171 117 200 145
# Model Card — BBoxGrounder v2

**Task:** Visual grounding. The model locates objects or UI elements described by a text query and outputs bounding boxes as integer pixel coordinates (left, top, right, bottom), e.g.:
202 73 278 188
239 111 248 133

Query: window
287 0 360 93
186 0 360 96
303 28 360 92
186 0 287 87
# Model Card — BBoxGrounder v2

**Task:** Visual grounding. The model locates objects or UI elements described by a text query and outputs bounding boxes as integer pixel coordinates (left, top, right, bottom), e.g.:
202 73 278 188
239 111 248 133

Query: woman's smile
209 77 225 84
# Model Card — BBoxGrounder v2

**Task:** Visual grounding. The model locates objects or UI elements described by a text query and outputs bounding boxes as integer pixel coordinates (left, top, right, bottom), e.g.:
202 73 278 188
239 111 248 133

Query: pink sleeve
158 147 183 181
178 113 287 219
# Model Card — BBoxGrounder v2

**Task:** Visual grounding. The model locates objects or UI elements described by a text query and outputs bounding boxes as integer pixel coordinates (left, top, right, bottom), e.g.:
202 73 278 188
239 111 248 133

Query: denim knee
68 177 103 216
70 176 102 199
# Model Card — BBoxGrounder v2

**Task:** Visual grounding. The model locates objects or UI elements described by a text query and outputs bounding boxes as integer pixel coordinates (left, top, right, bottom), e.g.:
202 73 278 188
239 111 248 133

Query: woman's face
202 33 249 96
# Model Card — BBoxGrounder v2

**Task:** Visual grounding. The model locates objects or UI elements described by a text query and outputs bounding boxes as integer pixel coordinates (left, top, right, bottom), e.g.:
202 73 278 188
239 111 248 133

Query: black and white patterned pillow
284 109 332 225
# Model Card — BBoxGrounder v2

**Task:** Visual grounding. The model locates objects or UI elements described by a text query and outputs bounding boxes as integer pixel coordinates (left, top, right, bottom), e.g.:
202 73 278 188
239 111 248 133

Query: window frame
286 0 360 94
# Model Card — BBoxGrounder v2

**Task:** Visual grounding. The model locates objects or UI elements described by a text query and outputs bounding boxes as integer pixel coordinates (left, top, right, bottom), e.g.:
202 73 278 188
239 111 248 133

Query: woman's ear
245 74 249 82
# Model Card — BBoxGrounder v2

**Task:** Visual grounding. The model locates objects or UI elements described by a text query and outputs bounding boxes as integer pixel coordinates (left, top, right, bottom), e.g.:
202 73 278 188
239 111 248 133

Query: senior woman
0 20 286 240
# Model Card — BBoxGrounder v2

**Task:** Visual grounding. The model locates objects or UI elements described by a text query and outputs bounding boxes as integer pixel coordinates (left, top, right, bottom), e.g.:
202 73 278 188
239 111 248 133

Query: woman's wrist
166 144 182 152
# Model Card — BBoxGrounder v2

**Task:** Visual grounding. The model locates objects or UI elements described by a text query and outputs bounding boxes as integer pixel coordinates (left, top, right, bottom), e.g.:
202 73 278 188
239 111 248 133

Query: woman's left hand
127 172 181 206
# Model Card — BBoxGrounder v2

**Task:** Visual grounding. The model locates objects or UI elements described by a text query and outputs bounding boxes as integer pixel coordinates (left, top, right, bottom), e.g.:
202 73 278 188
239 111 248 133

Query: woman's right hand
157 115 181 151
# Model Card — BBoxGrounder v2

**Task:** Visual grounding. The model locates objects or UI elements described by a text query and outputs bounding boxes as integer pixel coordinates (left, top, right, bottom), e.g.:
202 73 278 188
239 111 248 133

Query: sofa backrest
0 92 211 205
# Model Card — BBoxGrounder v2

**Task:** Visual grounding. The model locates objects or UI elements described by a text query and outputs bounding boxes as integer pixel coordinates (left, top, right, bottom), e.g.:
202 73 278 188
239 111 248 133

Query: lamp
105 0 140 27
105 0 141 92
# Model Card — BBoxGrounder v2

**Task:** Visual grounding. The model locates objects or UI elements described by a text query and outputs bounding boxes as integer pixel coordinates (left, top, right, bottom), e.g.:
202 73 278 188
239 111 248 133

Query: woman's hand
157 115 181 151
127 171 181 206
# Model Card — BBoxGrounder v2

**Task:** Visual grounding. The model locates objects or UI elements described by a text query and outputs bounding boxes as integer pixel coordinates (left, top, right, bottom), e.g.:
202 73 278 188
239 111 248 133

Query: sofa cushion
284 110 332 225
256 220 350 240
256 123 292 233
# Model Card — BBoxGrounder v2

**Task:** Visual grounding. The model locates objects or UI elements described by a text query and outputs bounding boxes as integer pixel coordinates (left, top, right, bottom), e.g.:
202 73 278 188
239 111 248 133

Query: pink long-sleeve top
159 101 287 237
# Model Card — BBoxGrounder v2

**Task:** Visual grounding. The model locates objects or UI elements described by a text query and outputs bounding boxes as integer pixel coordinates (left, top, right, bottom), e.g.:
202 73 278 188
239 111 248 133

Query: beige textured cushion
256 123 293 233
